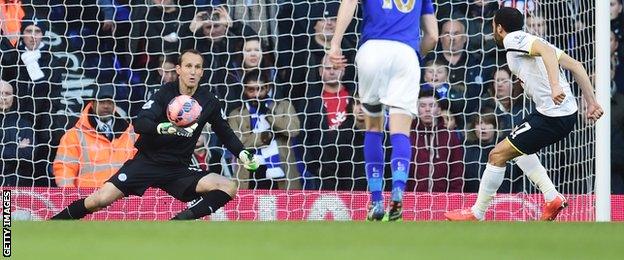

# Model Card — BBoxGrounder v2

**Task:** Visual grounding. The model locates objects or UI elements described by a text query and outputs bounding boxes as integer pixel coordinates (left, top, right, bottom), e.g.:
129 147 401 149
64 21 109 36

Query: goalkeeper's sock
390 133 411 202
172 190 232 220
364 131 384 203
50 198 89 220
471 163 506 220
515 154 558 202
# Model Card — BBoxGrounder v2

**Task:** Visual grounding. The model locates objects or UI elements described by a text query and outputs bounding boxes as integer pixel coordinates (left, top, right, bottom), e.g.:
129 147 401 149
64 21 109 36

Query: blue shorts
506 111 578 155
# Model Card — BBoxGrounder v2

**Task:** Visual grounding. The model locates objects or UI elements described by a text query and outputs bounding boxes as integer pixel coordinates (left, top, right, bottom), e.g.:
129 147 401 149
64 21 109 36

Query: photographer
181 5 250 91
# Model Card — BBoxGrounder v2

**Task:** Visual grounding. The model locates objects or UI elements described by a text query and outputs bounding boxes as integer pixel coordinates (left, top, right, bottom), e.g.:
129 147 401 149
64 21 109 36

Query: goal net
1 0 604 221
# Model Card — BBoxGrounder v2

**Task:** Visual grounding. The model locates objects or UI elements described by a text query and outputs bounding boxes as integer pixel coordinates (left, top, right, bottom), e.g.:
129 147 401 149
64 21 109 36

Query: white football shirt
503 30 578 117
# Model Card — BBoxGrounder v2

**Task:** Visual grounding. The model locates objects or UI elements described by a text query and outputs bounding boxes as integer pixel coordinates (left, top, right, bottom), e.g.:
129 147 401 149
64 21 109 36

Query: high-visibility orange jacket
0 0 25 46
53 102 138 187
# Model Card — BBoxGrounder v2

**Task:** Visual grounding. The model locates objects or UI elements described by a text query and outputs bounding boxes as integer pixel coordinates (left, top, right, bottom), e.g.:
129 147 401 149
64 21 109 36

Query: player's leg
171 173 237 220
444 139 521 221
376 42 420 222
514 154 567 221
362 111 386 221
355 40 388 221
471 139 523 219
514 154 559 202
50 182 124 220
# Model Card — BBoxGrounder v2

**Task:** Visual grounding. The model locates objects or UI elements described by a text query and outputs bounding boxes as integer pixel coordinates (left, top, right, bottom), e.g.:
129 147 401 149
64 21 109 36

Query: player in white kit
445 7 604 221
328 0 438 221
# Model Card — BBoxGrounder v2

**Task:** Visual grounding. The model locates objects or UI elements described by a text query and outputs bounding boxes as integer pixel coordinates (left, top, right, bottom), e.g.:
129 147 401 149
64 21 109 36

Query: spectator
190 133 224 175
0 0 25 81
144 0 194 57
409 89 463 193
157 55 178 84
428 19 487 114
465 0 498 68
422 59 466 101
182 5 250 107
277 1 357 103
228 69 301 190
301 55 366 191
463 113 500 192
0 0 25 47
15 16 67 186
53 85 138 187
612 0 624 43
226 0 279 49
526 14 547 37
612 92 624 194
352 95 366 131
0 80 34 186
499 0 535 15
440 108 464 143
146 55 178 97
611 31 624 94
224 35 278 112
487 66 527 137
97 0 133 69
229 35 276 83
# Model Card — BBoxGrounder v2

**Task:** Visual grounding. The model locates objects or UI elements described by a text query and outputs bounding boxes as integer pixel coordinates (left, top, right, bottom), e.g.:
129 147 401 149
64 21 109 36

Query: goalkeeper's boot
382 201 402 222
366 201 385 221
540 194 568 221
444 208 480 221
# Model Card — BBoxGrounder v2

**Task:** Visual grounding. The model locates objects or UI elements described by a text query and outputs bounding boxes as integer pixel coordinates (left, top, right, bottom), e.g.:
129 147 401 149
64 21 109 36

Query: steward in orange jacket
53 89 138 187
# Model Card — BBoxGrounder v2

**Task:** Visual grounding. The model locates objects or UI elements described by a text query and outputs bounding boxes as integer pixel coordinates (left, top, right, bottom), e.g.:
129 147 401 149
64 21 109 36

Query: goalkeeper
51 49 261 220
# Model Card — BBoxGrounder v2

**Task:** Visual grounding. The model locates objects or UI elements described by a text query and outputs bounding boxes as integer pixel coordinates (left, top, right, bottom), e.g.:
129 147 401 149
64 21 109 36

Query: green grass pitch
13 221 624 259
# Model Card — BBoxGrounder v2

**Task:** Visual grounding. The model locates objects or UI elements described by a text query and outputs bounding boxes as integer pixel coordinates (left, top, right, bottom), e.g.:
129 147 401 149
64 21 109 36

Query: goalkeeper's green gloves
156 122 198 137
238 150 262 171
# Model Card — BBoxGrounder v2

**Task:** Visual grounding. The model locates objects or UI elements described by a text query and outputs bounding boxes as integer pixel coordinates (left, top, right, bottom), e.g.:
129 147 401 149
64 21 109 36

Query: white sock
515 154 558 202
471 163 506 220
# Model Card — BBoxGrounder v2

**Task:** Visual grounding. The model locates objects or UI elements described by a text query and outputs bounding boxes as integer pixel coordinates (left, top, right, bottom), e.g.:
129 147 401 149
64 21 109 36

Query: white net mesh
0 0 598 221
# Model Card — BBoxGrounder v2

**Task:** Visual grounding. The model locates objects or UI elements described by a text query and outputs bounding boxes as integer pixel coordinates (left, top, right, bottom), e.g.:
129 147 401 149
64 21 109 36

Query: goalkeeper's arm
134 91 166 134
207 103 261 170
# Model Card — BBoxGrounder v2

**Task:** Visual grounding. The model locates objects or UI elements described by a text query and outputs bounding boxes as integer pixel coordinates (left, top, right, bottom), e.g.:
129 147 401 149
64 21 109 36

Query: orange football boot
444 208 480 221
541 194 568 221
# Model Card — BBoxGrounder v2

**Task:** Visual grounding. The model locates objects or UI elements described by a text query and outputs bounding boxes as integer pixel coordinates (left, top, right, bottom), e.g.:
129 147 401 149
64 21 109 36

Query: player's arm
529 39 565 105
328 0 358 67
208 103 261 171
420 0 438 55
134 90 197 136
559 53 605 120
134 91 165 134
420 14 438 55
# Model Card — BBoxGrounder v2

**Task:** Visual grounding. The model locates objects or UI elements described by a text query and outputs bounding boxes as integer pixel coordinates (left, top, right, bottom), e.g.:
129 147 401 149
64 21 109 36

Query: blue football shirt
360 0 435 55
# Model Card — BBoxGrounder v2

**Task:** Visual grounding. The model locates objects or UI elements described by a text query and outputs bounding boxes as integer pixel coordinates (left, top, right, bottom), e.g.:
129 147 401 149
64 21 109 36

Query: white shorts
355 40 421 116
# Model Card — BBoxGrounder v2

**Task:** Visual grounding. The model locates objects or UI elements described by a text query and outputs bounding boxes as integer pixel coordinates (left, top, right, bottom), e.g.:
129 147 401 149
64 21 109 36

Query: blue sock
364 131 384 203
390 133 411 202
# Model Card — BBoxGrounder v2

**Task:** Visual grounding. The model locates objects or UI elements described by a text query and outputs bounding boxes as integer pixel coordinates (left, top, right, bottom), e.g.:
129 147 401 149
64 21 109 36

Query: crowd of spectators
0 0 620 194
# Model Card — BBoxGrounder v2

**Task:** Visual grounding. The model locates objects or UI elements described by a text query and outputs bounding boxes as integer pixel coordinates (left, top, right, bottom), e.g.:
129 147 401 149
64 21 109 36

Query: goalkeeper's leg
172 174 237 220
50 182 124 220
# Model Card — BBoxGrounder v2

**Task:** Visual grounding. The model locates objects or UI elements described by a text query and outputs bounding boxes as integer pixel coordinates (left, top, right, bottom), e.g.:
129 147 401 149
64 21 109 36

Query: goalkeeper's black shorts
107 154 207 202
506 110 578 155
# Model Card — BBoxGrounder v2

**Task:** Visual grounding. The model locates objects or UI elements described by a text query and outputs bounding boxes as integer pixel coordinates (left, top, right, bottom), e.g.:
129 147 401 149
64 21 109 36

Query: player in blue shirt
329 0 438 221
